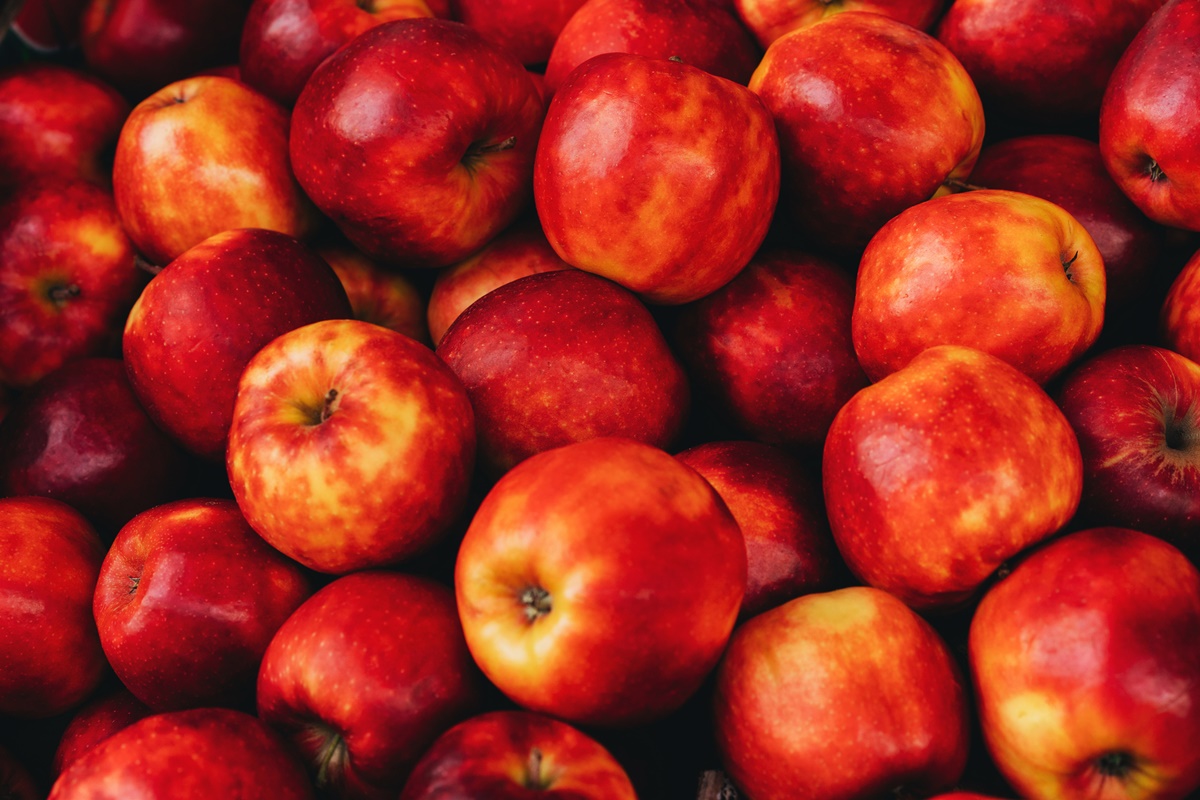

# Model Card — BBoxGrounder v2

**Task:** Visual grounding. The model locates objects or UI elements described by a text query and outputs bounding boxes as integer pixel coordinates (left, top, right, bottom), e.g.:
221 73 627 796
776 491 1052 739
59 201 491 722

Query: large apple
452 0 588 65
970 528 1200 799
50 688 152 779
290 18 545 269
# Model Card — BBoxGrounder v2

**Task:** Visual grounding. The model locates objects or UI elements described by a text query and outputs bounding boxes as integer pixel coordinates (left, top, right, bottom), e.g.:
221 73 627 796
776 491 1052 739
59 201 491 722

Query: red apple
121 227 352 460
736 0 943 48
290 18 544 269
258 571 481 799
0 496 107 718
227 318 476 574
320 244 430 345
93 498 313 711
399 711 638 799
853 189 1106 385
823 345 1083 611
452 0 588 65
748 11 985 256
10 0 90 51
435 269 689 475
713 586 971 800
51 688 152 779
456 437 745 727
970 528 1200 799
535 52 779 304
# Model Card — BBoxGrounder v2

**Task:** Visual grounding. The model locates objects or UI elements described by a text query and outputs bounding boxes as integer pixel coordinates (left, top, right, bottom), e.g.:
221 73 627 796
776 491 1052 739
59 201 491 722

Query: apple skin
290 18 545 269
713 586 971 800
823 345 1083 611
967 135 1163 307
535 52 779 305
47 707 316 800
435 269 689 476
674 248 868 448
853 189 1106 385
121 227 352 460
1161 247 1200 364
227 318 476 574
748 11 985 257
257 572 482 800
239 0 434 107
319 244 430 346
92 498 313 711
735 0 943 49
1100 0 1200 231
50 688 152 779
399 711 638 799
0 180 140 389
970 528 1200 800
456 437 745 727
452 0 588 65
675 440 844 619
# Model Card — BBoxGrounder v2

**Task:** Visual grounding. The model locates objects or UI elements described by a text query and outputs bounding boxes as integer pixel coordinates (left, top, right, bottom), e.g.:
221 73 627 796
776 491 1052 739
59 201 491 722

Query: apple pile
2 0 1200 798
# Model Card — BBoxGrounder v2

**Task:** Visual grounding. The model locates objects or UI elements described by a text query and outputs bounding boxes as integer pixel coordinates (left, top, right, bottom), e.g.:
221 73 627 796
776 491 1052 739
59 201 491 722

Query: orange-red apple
735 0 942 49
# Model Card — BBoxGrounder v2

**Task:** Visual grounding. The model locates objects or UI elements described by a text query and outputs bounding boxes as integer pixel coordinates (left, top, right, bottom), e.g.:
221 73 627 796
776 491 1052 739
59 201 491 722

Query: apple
970 527 1200 799
853 189 1106 385
50 688 152 779
10 0 90 52
290 18 544 269
319 244 430 345
0 496 107 718
456 437 745 727
227 318 476 574
239 0 434 107
748 11 985 256
535 52 779 304
823 345 1083 611
713 586 971 800
121 227 352 460
1161 247 1200 364
258 571 482 799
452 0 588 65
48 707 316 799
435 269 689 475
734 0 943 49
399 711 638 799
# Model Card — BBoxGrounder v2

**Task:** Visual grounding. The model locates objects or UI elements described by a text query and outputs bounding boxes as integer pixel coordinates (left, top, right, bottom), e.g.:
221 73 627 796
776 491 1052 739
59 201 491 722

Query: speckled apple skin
320 245 430 345
456 437 745 727
970 528 1200 800
51 689 153 780
1161 248 1200 363
822 345 1083 611
736 0 942 49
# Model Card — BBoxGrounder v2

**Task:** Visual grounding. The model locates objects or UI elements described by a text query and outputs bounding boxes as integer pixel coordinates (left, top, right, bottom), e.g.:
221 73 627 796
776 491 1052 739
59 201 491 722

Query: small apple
1161 246 1200 364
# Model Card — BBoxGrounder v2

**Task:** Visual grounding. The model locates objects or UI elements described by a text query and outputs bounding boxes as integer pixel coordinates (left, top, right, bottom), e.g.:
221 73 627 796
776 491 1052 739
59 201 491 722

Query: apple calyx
1094 750 1136 780
1147 158 1165 183
1160 401 1199 460
127 574 140 595
519 586 552 622
306 721 350 792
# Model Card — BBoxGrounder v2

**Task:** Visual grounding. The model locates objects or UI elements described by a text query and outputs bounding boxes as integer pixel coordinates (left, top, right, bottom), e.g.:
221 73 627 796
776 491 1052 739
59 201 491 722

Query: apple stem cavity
519 586 552 622
1095 750 1136 779
47 283 82 307
1147 158 1166 183
463 136 517 172
127 575 140 596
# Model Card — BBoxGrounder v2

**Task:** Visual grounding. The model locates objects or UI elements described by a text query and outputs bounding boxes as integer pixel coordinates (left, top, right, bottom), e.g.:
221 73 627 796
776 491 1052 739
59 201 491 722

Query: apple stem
320 389 339 423
477 136 517 155
519 586 552 622
943 177 986 193
47 283 81 306
697 770 738 799
527 747 545 789
135 255 163 276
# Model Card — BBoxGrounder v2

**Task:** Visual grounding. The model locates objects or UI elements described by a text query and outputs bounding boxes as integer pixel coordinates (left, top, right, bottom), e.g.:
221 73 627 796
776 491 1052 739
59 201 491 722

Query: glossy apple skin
734 0 943 48
536 52 779 304
291 19 544 269
436 270 689 475
48 708 316 800
228 319 476 574
122 228 352 460
971 528 1200 800
1101 0 1200 231
427 219 572 345
854 189 1106 385
823 345 1083 611
0 181 139 389
0 63 128 190
749 11 984 256
320 245 430 346
541 0 761 98
93 498 313 711
50 688 152 779
714 586 971 800
675 441 844 619
452 0 588 65
258 572 482 800
399 711 638 799
113 76 319 267
0 497 107 718
967 135 1163 306
239 0 433 107
456 437 745 727
675 249 867 448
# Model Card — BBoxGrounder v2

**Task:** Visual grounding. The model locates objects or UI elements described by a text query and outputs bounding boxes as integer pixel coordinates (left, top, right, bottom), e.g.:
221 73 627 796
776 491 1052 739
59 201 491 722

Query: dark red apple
452 0 588 65
10 0 91 52
51 688 152 779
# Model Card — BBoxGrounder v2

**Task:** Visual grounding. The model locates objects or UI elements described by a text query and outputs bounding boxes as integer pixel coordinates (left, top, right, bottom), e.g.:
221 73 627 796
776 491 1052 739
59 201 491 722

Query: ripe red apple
435 269 689 475
970 528 1200 799
453 0 588 65
735 0 942 49
121 228 352 460
93 498 313 711
258 571 482 799
290 18 544 268
50 689 152 779
714 586 971 799
853 189 1106 385
535 52 779 304
0 496 107 718
48 708 316 799
749 11 984 256
10 0 90 52
320 244 430 345
456 437 745 727
823 345 1083 611
227 318 476 574
399 711 638 799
